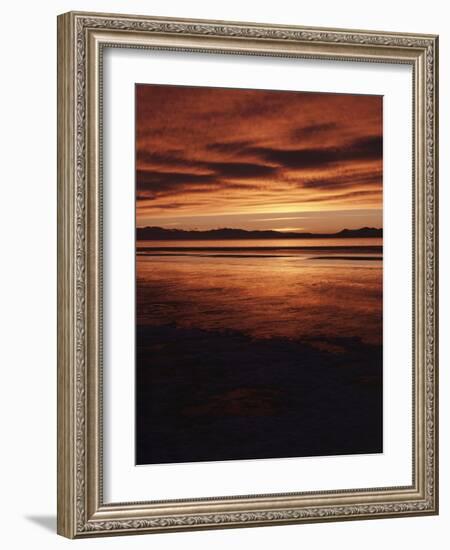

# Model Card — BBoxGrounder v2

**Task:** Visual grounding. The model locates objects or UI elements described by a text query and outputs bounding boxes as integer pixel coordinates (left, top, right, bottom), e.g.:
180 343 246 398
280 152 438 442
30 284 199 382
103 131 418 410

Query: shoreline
136 324 383 465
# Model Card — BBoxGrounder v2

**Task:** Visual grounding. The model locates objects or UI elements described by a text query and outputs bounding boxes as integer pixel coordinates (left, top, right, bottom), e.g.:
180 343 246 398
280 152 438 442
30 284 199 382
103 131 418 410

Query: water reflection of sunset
137 253 382 346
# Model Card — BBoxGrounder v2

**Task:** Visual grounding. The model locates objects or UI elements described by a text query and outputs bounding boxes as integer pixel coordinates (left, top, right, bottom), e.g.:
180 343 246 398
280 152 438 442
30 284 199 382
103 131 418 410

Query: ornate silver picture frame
57 11 438 538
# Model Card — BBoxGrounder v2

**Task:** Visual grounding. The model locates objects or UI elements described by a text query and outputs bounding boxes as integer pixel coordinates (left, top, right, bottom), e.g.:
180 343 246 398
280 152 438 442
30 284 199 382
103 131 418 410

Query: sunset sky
136 84 382 233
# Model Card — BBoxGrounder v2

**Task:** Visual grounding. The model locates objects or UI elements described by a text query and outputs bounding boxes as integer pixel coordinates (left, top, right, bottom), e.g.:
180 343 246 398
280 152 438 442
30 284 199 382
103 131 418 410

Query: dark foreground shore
136 324 382 465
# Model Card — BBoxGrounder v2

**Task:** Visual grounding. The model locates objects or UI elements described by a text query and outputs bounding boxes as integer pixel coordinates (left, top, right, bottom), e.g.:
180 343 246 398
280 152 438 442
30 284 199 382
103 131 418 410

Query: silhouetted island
136 226 382 241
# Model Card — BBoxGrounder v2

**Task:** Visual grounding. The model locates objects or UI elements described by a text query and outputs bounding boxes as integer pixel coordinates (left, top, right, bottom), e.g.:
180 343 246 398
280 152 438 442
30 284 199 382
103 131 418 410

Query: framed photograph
57 11 439 538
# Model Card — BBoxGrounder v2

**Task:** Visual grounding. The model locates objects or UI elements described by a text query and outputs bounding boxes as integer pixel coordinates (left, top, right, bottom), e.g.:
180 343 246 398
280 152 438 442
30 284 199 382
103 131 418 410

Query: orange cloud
136 84 382 233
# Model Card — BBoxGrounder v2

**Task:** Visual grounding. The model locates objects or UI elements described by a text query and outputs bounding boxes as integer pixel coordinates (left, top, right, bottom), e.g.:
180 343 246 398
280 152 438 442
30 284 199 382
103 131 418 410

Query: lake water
135 237 383 464
136 237 382 346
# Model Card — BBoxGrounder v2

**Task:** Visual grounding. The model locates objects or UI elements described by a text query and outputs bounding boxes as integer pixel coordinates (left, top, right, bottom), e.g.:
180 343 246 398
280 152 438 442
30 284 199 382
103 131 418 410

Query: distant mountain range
136 226 382 240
